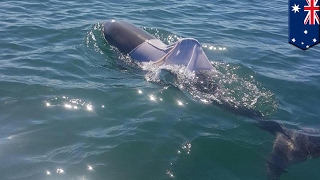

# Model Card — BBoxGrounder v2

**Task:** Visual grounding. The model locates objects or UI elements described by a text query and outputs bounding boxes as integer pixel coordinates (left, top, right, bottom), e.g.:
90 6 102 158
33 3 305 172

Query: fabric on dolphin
103 20 214 74
129 39 170 62
153 38 214 73
130 37 215 74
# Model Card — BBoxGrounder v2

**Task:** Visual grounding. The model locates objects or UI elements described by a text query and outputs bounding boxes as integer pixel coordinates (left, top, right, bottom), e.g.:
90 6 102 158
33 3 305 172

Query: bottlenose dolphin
102 20 320 179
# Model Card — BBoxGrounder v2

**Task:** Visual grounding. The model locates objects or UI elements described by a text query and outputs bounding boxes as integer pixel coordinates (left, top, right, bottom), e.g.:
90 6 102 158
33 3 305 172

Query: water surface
1 0 320 179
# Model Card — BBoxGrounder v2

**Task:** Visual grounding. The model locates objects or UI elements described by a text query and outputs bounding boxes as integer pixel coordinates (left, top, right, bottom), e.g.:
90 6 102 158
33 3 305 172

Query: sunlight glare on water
1 0 320 179
45 96 96 112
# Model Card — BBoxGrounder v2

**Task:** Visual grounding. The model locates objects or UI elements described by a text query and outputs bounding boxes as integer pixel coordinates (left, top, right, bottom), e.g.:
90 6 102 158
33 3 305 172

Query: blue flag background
289 0 320 50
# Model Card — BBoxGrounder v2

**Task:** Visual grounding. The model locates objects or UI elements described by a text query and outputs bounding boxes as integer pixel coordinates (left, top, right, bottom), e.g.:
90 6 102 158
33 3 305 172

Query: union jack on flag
289 0 320 50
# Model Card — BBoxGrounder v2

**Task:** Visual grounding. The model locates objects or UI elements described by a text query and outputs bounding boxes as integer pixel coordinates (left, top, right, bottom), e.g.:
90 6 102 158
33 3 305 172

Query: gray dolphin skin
103 20 320 179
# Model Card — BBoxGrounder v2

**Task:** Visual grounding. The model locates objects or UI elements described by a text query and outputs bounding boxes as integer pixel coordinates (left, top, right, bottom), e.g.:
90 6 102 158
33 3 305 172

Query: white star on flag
304 30 308 34
292 38 296 42
313 38 317 42
291 4 301 13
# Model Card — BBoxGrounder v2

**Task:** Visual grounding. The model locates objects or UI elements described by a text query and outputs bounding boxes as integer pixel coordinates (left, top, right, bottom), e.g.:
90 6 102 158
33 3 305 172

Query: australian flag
289 0 320 50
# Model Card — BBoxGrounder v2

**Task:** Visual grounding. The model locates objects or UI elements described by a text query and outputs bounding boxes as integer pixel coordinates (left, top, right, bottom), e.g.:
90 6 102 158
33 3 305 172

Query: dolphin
102 20 320 179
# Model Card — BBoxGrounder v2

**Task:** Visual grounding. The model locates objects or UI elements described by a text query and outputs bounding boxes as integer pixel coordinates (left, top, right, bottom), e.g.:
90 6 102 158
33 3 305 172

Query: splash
84 22 105 55
141 60 277 117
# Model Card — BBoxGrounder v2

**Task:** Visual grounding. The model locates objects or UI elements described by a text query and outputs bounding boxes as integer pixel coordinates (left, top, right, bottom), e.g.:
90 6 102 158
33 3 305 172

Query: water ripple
1 0 320 179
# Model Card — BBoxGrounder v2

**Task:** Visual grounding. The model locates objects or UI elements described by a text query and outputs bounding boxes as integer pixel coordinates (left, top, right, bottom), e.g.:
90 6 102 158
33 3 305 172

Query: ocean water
1 0 320 180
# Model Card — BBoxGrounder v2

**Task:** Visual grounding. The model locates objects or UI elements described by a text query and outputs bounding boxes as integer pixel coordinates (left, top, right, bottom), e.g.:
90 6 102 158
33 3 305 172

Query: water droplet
88 165 93 171
86 104 93 111
149 95 156 101
64 104 72 109
177 100 184 106
56 168 64 174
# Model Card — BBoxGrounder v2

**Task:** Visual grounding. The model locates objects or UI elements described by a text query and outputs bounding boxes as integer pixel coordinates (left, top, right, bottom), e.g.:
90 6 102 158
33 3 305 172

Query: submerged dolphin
102 20 320 179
